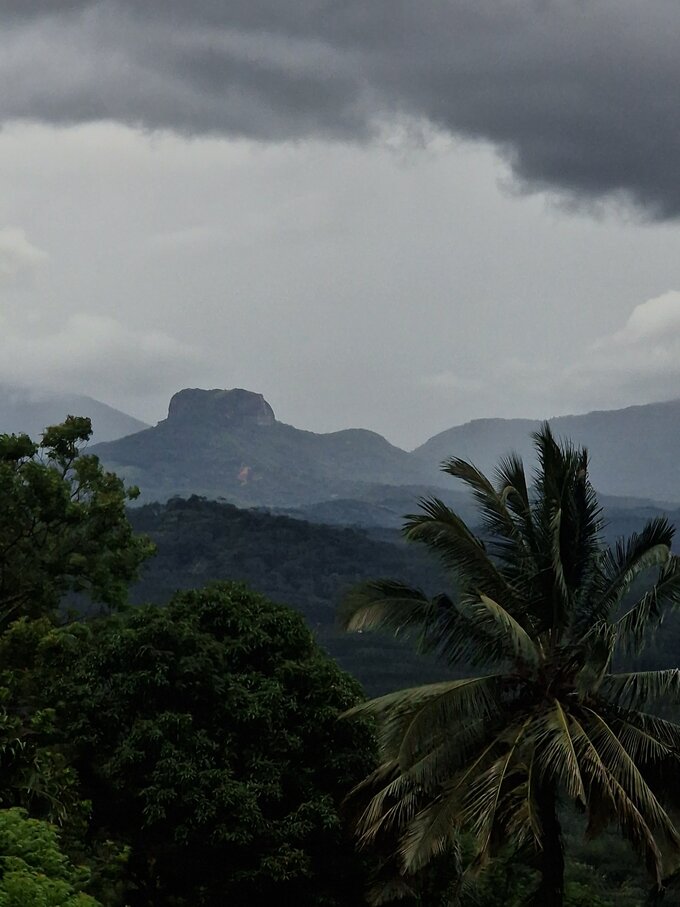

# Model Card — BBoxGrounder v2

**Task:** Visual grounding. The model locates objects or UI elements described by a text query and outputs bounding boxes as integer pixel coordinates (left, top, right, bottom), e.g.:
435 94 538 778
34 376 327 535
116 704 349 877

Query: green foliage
342 426 680 904
27 583 377 906
0 417 153 625
128 495 452 695
0 619 84 824
0 808 100 906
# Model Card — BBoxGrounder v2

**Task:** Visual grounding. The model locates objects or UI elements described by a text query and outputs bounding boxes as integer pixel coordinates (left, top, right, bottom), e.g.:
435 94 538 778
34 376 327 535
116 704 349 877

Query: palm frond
611 717 676 765
440 456 532 566
494 453 533 531
615 555 680 654
404 498 523 615
582 707 680 849
396 675 507 768
574 620 616 697
582 518 673 629
570 713 665 885
403 721 490 790
340 580 435 634
467 594 540 668
341 578 516 668
344 676 504 762
601 670 680 711
533 701 586 804
398 782 463 874
622 710 680 752
366 873 416 906
463 719 531 860
502 749 543 851
357 779 422 846
531 426 602 628
548 505 571 629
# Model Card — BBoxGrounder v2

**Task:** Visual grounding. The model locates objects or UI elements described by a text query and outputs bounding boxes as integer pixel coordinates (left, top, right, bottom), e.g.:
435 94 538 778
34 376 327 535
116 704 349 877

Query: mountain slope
127 495 451 695
0 384 148 443
124 495 680 695
93 387 441 506
414 399 680 503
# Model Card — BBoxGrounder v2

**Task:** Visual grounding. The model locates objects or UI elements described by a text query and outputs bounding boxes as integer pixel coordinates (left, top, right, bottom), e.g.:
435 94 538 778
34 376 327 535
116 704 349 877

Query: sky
1 1 680 449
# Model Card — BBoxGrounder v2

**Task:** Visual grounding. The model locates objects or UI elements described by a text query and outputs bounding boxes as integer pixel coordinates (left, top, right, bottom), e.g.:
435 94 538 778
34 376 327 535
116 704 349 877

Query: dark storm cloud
3 1 680 215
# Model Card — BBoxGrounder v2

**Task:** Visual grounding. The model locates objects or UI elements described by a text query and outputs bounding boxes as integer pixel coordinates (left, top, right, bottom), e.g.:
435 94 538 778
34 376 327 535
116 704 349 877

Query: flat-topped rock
166 388 275 428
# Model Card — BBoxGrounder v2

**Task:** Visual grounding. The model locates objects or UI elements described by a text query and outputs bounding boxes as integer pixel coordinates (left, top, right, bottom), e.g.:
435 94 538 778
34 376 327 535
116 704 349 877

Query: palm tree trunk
532 787 564 906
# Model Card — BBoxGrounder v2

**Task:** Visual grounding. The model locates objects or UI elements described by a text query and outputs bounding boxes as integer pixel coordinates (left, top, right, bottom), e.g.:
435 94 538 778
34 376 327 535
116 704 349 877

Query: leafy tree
0 417 153 628
342 425 680 905
0 807 101 906
26 583 377 906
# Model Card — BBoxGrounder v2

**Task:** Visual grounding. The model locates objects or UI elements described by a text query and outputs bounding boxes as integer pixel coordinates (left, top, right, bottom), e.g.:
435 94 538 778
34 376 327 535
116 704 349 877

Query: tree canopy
21 582 377 907
342 425 680 905
0 416 153 628
0 808 100 906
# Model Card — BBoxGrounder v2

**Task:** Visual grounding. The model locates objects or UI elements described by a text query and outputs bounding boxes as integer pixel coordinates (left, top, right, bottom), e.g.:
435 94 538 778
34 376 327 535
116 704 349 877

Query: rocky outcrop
165 388 276 429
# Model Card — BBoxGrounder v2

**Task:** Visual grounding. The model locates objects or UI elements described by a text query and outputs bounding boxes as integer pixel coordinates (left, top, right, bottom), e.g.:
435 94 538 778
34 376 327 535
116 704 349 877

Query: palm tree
341 425 680 905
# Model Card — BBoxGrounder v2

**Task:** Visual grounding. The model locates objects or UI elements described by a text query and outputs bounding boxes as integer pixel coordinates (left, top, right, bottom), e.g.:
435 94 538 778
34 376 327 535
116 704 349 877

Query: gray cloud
0 308 200 409
2 1 679 216
0 227 47 284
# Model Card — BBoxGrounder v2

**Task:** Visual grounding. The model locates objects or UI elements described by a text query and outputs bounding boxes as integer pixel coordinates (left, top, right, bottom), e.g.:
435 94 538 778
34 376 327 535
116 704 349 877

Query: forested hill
125 495 680 694
127 496 451 695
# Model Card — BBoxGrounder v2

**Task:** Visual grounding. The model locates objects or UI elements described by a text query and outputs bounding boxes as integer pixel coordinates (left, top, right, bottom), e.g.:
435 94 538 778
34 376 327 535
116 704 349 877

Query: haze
1 1 680 448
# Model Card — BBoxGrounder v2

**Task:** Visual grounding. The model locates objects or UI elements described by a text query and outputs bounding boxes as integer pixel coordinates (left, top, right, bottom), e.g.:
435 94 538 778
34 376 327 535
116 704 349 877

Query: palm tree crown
341 426 680 905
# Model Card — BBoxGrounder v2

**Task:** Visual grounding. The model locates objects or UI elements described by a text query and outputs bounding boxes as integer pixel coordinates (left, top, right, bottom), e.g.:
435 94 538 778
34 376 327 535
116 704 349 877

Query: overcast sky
1 1 680 448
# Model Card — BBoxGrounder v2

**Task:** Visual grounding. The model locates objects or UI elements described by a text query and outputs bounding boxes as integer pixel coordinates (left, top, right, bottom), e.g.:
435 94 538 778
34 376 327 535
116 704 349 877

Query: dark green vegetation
0 420 381 906
125 494 680 696
343 426 680 905
6 585 377 906
0 416 153 624
4 410 680 905
127 495 452 695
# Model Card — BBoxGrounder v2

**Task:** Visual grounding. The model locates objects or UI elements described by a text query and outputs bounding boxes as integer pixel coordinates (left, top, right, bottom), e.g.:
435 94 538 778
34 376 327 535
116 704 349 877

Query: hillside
87 386 680 513
93 387 441 507
127 495 452 695
0 384 148 443
122 494 680 695
414 399 680 504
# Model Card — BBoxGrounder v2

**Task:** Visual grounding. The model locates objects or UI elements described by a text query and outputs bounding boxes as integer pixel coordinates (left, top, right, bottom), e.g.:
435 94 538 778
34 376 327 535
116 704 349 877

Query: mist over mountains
4 383 680 512
90 387 680 512
0 384 148 444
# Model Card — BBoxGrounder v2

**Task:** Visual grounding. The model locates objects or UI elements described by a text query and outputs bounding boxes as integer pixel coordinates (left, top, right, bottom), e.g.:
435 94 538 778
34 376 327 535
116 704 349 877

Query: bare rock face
166 388 276 429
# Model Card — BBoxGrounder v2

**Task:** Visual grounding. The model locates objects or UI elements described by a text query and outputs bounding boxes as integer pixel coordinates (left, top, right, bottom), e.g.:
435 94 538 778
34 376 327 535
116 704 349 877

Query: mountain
91 387 680 512
92 387 441 506
0 384 148 444
414 399 680 504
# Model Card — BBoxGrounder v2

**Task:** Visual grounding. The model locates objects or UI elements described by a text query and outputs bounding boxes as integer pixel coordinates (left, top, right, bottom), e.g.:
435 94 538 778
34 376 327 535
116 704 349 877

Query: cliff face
165 388 276 429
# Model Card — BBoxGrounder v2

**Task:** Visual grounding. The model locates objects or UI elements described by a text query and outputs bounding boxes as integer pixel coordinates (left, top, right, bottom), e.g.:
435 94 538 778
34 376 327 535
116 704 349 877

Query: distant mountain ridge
92 387 441 507
90 388 680 510
0 384 148 444
413 399 680 504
